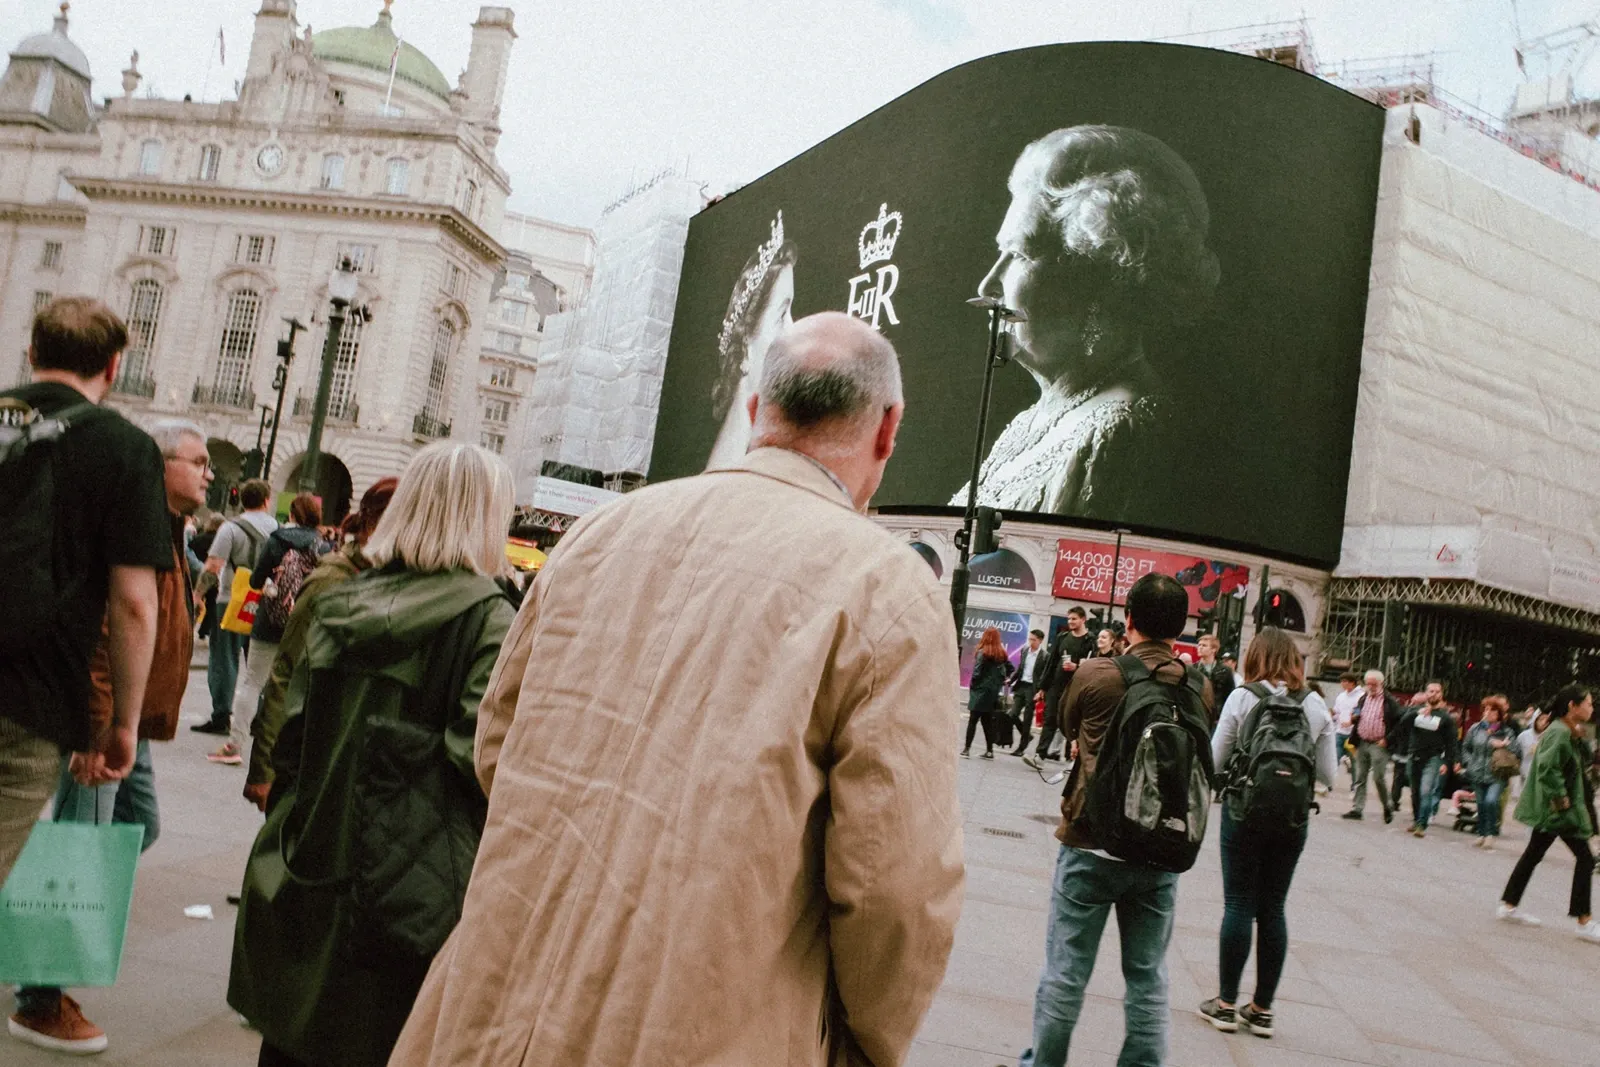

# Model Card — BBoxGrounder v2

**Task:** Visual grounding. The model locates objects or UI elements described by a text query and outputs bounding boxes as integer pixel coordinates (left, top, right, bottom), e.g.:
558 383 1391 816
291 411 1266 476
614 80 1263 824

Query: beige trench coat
390 448 965 1067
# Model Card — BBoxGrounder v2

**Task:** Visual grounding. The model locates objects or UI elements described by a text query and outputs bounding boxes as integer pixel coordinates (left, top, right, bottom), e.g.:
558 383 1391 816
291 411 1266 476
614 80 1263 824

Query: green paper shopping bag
0 821 144 987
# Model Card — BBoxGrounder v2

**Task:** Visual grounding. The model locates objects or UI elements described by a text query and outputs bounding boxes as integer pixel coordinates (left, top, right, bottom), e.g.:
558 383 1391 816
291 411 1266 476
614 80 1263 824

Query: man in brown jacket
9 419 208 1056
391 313 964 1067
1020 573 1211 1067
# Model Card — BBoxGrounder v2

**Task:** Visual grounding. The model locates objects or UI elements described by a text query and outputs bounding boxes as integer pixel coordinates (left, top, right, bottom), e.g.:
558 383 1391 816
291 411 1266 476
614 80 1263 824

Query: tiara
717 210 785 369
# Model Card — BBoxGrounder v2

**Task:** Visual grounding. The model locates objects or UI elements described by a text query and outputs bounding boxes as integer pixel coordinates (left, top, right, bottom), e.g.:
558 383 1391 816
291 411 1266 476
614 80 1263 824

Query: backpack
227 518 268 573
1221 684 1318 835
0 397 111 648
255 541 319 634
1075 655 1215 872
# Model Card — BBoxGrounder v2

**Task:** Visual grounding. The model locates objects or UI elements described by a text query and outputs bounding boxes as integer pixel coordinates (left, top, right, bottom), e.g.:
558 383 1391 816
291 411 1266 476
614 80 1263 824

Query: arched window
385 158 409 195
321 154 345 190
416 318 456 437
115 279 164 396
208 289 261 409
327 314 362 420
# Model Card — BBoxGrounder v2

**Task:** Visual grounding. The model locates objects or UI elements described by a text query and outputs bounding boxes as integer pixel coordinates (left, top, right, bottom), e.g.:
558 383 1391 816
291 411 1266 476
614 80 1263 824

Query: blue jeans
16 742 158 1015
1218 811 1305 1010
207 627 248 724
1410 756 1443 828
1474 778 1505 838
1021 846 1177 1067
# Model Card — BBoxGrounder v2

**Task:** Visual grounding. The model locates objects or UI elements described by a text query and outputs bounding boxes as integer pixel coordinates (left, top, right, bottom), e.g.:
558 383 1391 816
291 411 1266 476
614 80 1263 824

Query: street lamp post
299 260 361 495
948 296 1025 635
262 317 305 483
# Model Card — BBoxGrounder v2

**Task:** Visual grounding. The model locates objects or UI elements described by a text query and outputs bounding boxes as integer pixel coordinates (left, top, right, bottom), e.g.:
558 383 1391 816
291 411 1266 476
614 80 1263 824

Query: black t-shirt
0 382 171 750
1049 630 1098 692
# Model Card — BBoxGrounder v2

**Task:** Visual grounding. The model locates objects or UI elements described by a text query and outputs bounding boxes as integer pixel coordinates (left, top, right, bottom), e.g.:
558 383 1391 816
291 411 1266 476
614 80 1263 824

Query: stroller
1451 789 1478 835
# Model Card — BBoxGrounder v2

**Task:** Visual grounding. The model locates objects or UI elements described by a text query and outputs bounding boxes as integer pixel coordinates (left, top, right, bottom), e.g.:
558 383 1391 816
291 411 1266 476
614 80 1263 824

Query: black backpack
1075 655 1215 872
0 396 110 649
1221 684 1317 835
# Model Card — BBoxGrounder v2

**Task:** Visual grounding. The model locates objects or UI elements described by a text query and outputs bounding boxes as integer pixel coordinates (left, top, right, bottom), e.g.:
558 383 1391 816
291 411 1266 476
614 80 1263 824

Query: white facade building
0 0 515 518
473 211 594 459
513 170 702 505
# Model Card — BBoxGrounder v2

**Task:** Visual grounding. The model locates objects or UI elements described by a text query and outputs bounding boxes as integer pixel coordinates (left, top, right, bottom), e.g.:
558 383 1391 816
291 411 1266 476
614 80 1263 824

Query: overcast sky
11 0 1600 226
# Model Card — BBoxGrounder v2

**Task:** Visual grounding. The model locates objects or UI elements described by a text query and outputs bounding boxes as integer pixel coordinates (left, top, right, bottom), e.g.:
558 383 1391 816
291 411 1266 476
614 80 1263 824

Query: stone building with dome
0 0 516 518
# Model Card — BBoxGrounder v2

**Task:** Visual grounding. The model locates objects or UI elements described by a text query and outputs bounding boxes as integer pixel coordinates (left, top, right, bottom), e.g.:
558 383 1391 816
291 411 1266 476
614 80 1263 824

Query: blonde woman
228 442 518 1067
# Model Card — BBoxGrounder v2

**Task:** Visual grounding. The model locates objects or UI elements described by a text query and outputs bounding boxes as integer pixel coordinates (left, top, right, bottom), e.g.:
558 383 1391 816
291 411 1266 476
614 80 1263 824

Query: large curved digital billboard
650 43 1384 567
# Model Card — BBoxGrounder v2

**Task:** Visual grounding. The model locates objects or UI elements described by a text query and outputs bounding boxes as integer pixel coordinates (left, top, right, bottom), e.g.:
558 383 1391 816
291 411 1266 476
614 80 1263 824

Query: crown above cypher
858 203 902 270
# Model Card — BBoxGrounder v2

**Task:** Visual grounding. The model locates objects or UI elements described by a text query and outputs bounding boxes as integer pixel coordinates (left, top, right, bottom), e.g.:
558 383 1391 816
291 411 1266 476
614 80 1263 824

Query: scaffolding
1321 578 1600 701
1208 20 1600 196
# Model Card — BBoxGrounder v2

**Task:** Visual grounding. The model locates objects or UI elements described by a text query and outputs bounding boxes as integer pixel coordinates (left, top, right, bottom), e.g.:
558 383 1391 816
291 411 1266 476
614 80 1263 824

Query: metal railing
412 411 451 439
112 372 157 399
191 381 255 410
292 392 359 423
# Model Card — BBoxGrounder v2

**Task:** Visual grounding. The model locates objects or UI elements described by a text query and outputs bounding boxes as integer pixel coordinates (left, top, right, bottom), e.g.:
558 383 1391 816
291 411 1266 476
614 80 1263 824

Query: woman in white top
1198 628 1337 1041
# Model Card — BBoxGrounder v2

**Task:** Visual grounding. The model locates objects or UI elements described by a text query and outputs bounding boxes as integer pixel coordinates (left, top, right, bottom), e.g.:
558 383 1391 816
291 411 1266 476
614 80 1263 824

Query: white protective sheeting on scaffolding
1338 105 1600 615
512 173 703 503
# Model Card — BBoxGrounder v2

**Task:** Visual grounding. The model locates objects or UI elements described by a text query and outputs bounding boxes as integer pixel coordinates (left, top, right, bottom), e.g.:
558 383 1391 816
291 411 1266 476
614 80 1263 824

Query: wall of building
875 512 1331 665
1339 104 1600 615
0 3 517 517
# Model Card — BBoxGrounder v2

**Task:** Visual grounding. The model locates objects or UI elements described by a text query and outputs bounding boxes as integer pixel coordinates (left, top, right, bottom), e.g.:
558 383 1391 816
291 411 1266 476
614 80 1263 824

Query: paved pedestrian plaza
8 676 1600 1066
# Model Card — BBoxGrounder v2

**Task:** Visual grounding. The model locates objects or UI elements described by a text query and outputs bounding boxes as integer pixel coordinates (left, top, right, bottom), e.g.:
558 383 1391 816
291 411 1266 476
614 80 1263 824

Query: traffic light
1261 589 1306 632
974 507 1002 555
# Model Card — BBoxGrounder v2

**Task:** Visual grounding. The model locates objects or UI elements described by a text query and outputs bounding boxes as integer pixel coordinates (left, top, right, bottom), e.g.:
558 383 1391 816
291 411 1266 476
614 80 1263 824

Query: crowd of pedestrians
972 600 1599 1065
3 298 1598 1067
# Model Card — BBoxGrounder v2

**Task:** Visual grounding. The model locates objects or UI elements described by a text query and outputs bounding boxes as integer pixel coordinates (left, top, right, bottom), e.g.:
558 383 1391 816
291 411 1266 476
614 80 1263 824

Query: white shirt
1211 682 1338 790
1332 687 1361 731
1020 646 1042 684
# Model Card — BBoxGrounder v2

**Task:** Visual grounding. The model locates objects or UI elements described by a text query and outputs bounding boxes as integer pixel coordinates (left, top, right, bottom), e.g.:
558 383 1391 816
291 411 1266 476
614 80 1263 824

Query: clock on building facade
254 142 285 176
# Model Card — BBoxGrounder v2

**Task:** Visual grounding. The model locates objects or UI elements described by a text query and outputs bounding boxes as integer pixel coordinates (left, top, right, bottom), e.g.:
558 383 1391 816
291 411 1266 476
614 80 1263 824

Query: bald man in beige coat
390 313 964 1067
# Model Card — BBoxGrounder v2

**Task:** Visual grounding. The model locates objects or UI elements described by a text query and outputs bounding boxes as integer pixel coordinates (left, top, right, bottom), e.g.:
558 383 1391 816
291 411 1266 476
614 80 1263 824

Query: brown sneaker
8 993 108 1054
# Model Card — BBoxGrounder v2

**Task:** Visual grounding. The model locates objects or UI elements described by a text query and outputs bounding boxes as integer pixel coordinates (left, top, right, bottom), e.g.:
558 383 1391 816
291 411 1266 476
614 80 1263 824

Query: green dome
313 11 451 100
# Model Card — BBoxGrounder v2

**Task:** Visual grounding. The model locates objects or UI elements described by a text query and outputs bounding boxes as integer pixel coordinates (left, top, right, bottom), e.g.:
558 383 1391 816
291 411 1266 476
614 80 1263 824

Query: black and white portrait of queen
705 212 797 469
952 125 1220 518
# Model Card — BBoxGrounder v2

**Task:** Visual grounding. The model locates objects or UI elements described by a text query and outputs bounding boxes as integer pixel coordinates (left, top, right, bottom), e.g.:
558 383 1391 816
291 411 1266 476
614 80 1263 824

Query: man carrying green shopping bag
0 298 175 1053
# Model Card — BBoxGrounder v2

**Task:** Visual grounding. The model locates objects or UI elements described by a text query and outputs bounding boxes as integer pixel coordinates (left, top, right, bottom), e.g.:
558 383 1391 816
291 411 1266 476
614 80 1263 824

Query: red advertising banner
1052 539 1250 617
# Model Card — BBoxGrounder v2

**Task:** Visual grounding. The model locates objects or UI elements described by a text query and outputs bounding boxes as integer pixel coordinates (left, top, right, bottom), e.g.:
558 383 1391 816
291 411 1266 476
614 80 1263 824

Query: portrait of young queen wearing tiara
705 211 797 469
950 125 1219 520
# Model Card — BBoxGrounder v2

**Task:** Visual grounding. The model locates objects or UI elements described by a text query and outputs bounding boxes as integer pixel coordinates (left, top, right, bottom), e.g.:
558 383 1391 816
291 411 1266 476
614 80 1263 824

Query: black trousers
1391 758 1409 802
964 704 995 753
1502 829 1594 919
1035 685 1066 757
1010 683 1036 749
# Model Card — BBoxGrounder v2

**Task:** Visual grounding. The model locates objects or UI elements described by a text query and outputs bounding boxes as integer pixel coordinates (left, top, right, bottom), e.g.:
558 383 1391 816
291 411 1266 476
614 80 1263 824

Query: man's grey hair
1364 669 1385 685
758 321 903 433
149 418 206 457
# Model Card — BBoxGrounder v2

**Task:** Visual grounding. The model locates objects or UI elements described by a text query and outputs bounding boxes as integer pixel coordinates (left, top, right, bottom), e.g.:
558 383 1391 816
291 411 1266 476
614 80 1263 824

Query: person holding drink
1026 607 1095 768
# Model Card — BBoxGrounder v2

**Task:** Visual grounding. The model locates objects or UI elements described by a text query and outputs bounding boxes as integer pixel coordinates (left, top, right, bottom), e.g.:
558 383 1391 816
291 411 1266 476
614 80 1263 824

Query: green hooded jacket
228 566 514 1067
247 543 366 788
1514 719 1594 838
